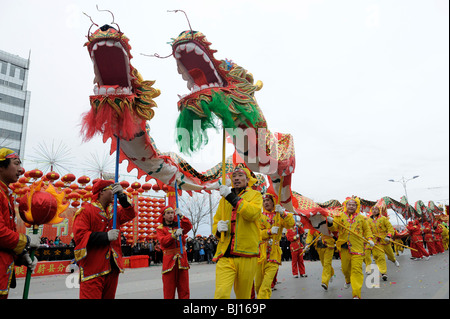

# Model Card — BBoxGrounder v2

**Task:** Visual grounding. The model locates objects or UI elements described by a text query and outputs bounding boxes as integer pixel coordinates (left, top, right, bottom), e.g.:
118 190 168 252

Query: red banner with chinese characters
15 260 72 278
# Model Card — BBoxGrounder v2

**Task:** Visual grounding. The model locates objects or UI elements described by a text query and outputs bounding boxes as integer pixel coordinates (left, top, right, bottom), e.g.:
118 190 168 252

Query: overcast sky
2 0 449 212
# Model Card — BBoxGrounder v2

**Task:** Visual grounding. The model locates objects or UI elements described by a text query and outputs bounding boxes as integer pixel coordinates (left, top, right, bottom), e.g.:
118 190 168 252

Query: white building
0 49 31 157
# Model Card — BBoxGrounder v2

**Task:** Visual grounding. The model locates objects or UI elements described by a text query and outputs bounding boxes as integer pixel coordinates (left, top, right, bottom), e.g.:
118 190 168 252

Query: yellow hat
0 148 19 161
343 196 361 214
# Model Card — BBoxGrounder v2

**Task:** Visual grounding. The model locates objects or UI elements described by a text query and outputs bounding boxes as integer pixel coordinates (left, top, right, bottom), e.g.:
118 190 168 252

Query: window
0 60 7 75
0 93 26 108
9 65 16 77
0 128 21 141
0 110 23 124
19 67 25 80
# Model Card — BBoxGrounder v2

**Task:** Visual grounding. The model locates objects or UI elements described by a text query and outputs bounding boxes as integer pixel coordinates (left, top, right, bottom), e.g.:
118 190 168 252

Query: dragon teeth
185 42 195 53
92 86 132 96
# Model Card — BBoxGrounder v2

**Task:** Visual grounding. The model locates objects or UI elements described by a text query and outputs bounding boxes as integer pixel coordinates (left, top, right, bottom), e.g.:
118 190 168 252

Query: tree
179 191 220 236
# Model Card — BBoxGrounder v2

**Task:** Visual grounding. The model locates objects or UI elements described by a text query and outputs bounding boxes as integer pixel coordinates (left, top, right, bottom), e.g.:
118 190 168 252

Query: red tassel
80 98 143 141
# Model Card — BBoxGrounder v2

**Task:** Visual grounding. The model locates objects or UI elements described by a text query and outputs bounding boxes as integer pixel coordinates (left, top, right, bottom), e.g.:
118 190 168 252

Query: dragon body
81 24 443 232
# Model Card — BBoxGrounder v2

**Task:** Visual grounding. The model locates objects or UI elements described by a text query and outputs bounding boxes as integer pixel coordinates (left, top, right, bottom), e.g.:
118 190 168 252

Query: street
9 250 448 299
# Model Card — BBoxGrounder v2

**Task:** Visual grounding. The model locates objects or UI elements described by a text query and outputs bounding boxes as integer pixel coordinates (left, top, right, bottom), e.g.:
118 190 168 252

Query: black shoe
321 283 328 290
381 274 387 281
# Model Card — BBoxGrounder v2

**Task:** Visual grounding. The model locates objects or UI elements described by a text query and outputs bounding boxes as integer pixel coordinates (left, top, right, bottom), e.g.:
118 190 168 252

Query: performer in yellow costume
305 228 336 291
255 193 294 299
328 197 374 299
368 204 400 281
213 167 262 299
441 222 449 250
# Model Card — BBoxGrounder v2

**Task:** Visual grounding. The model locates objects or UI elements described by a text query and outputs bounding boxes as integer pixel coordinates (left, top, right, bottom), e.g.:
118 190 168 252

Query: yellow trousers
443 237 449 250
340 248 364 299
372 243 396 274
317 247 335 286
214 257 257 299
393 240 404 255
255 261 279 299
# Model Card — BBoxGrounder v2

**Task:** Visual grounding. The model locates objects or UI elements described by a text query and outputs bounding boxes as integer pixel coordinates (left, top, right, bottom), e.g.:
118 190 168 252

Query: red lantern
46 171 60 182
131 182 141 190
120 180 130 188
142 183 152 191
19 176 29 184
28 169 44 179
71 201 81 208
61 173 76 184
54 181 65 189
69 183 79 191
78 175 90 185
152 184 160 192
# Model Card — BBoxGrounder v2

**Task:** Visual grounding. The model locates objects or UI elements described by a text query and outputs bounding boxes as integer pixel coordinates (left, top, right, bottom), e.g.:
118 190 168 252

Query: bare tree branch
179 192 220 236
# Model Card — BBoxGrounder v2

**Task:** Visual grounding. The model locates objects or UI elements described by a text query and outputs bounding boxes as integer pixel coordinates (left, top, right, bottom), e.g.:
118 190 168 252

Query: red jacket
407 222 423 243
423 223 434 243
156 216 192 274
286 226 304 252
1 181 28 296
73 201 136 282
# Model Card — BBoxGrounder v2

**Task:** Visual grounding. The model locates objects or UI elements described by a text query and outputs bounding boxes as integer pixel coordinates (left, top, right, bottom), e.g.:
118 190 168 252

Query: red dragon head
82 24 160 141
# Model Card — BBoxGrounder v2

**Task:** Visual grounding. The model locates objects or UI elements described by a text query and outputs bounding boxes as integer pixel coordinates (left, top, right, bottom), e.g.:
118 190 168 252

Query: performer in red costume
423 221 437 256
433 221 444 254
286 221 307 278
406 220 429 261
0 148 41 299
73 179 136 299
156 206 192 299
0 148 40 299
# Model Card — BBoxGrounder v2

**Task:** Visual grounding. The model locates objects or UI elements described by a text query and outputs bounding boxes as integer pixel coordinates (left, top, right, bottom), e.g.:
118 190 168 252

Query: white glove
219 185 232 197
174 228 183 237
327 216 334 224
176 208 183 217
217 220 229 232
368 240 375 247
268 239 273 246
384 236 391 243
28 233 41 249
275 204 285 214
112 183 124 195
270 226 279 234
24 253 38 272
107 229 120 241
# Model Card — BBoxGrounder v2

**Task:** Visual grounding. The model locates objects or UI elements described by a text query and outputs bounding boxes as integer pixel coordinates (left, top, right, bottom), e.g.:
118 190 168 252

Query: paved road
9 250 448 299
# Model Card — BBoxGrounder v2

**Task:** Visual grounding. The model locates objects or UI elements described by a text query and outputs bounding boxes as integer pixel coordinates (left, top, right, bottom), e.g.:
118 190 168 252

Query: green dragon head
172 30 267 154
82 24 160 140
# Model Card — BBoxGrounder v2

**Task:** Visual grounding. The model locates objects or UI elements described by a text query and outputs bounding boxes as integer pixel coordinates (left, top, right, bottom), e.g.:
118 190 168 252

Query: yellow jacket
441 224 449 237
213 187 262 261
305 230 336 249
329 212 373 255
369 215 395 245
258 210 295 264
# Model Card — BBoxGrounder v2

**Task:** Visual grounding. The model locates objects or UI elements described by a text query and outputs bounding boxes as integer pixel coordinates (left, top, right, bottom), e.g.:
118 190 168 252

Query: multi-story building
0 49 31 157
